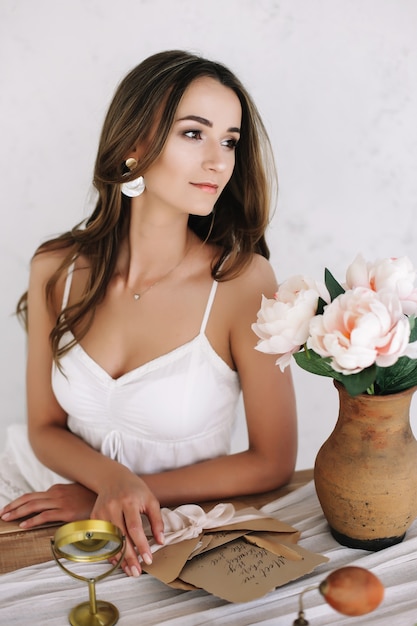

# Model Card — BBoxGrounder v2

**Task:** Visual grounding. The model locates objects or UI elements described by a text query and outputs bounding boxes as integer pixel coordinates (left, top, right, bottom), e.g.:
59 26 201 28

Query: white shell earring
121 175 145 197
121 157 145 197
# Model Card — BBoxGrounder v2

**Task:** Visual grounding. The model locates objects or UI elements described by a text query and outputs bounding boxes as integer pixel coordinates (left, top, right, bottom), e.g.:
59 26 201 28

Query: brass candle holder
51 520 126 626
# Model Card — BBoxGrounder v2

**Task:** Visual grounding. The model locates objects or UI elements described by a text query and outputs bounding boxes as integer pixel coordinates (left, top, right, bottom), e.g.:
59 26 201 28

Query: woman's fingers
146 497 165 546
18 507 65 529
1 492 50 522
109 534 142 577
0 483 96 527
90 499 142 576
124 514 153 566
91 488 164 577
123 493 165 567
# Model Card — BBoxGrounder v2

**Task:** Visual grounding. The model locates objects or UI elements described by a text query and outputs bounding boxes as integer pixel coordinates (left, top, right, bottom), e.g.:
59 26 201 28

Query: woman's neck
117 207 195 292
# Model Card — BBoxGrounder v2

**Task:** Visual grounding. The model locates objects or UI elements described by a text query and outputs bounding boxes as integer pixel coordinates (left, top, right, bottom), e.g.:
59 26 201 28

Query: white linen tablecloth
1 480 417 626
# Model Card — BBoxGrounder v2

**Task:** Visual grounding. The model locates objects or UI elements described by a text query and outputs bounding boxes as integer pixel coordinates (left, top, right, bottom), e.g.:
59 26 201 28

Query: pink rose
308 287 411 375
346 254 417 316
252 275 328 371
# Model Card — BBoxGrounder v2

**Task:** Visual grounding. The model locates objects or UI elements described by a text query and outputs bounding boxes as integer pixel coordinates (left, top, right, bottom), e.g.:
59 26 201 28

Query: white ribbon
143 503 273 555
101 430 124 463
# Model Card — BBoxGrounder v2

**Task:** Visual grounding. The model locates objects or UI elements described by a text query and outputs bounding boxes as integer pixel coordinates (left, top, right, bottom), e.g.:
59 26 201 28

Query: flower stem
366 383 375 395
293 584 319 625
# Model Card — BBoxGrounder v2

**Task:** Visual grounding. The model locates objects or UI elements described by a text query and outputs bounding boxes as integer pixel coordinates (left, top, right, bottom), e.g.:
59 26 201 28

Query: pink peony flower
346 254 417 316
252 275 329 371
308 287 411 375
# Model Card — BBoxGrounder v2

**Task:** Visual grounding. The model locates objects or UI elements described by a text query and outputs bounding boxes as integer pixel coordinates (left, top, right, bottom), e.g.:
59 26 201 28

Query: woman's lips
190 182 219 194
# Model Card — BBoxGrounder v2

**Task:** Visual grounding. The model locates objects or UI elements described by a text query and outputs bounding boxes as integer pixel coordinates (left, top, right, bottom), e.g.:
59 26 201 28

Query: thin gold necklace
130 243 192 301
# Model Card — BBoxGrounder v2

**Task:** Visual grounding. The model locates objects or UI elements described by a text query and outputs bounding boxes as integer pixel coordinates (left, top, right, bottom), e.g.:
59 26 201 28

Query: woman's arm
142 255 298 505
4 252 164 575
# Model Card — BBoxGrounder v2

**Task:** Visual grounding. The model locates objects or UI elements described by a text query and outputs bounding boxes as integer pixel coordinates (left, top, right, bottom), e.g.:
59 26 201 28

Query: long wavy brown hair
17 50 277 363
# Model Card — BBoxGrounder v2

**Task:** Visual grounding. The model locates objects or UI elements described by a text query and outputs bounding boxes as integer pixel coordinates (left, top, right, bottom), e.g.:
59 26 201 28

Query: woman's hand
91 471 164 578
0 482 97 527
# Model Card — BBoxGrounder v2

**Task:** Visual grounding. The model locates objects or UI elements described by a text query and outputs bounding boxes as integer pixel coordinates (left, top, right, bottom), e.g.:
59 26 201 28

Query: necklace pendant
133 293 140 300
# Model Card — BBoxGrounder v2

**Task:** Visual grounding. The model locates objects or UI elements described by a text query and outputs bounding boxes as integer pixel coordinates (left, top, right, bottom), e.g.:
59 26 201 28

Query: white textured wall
1 0 416 470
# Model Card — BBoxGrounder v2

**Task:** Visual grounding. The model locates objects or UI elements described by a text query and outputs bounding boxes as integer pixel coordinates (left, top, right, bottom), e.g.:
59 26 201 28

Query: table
0 469 313 575
1 471 417 625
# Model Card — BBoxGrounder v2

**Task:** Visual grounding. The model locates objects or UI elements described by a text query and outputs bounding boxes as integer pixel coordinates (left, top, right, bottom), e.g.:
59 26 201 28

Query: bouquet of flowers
252 255 417 396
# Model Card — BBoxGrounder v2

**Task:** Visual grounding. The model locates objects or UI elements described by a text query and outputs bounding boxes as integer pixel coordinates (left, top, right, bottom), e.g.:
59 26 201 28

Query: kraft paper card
141 502 328 603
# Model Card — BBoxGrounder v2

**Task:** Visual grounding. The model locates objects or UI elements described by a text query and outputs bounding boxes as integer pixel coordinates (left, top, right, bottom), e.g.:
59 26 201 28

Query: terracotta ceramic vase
314 381 417 550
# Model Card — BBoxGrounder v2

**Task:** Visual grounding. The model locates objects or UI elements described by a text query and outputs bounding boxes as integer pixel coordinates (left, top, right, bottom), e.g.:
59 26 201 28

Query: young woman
0 50 297 577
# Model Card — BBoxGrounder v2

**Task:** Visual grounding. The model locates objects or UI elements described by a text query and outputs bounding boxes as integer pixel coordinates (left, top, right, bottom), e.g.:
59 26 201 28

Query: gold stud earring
125 157 138 171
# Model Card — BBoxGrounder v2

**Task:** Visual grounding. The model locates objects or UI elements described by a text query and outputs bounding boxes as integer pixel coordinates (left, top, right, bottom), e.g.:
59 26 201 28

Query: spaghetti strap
200 280 218 334
61 262 75 311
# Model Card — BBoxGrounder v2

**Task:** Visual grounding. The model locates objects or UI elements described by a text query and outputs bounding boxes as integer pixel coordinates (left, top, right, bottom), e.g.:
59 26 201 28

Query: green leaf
409 316 417 343
324 268 345 302
375 357 417 394
293 348 377 396
338 366 377 396
316 296 328 315
293 348 337 378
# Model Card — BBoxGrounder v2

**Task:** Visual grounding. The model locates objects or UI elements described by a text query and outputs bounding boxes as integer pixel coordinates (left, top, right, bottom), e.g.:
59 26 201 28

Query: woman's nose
202 141 227 172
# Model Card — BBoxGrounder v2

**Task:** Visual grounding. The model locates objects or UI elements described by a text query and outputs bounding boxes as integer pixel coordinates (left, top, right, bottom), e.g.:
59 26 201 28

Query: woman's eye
222 138 239 150
184 130 202 140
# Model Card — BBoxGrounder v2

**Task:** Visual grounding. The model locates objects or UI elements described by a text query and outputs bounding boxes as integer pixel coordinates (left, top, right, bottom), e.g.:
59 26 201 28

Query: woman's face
140 76 242 217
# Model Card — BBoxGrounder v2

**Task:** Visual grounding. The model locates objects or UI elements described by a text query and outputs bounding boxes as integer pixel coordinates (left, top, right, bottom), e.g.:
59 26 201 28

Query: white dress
0 271 241 506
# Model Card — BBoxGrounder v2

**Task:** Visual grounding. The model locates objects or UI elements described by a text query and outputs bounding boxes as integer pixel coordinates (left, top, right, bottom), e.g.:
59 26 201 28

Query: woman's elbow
247 443 298 494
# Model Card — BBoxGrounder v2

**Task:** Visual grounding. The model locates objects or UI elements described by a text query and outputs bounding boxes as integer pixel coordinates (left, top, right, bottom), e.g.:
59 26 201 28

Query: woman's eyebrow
177 114 240 133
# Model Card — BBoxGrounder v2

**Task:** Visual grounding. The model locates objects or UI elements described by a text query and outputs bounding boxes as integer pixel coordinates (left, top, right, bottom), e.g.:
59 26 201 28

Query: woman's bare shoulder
246 253 277 282
30 247 88 278
28 247 88 314
229 254 278 300
29 248 68 281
